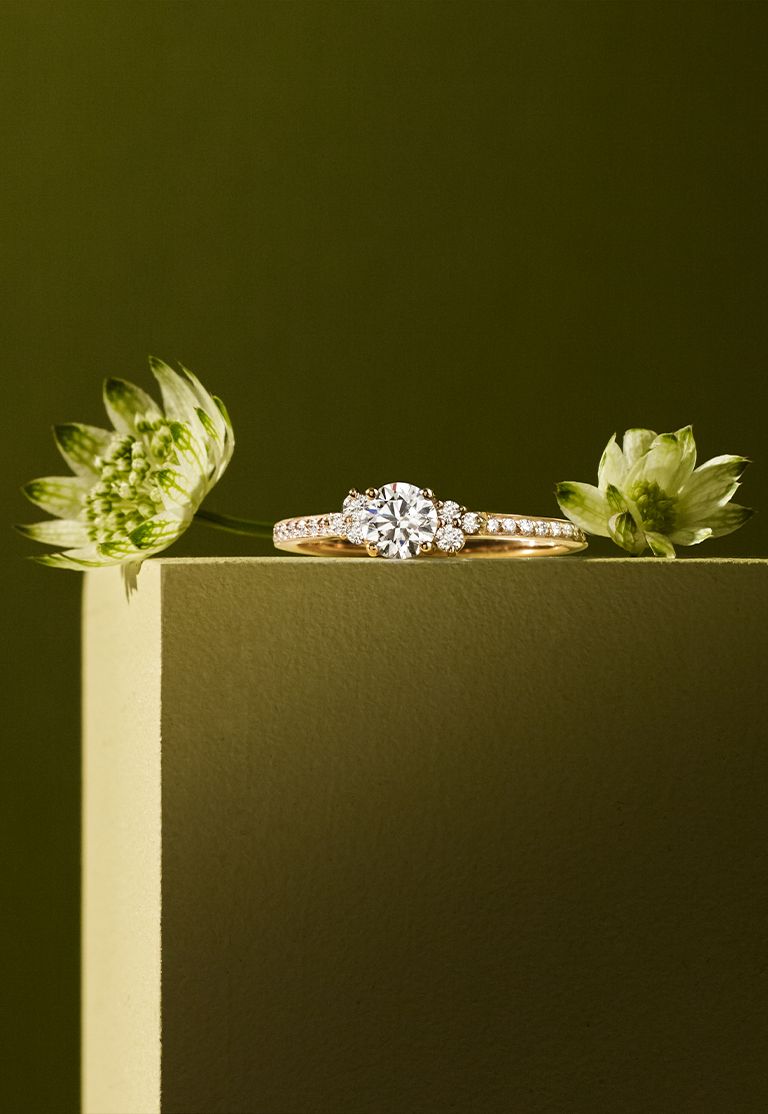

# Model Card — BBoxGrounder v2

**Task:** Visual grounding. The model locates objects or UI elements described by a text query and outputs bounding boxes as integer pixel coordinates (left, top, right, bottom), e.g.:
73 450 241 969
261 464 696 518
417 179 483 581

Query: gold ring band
274 482 587 560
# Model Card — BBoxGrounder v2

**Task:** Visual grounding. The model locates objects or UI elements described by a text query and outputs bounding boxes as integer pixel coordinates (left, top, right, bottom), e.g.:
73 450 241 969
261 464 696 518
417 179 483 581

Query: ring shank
275 536 580 557
273 512 587 558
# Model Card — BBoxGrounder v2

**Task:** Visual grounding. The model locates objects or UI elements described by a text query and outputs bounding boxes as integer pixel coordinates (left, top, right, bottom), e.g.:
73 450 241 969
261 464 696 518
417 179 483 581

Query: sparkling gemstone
439 500 461 525
329 512 345 535
502 518 517 534
517 518 533 536
363 482 438 559
461 511 481 534
343 498 368 543
486 517 500 533
343 493 366 512
436 525 465 553
346 518 365 545
551 522 562 537
535 521 549 536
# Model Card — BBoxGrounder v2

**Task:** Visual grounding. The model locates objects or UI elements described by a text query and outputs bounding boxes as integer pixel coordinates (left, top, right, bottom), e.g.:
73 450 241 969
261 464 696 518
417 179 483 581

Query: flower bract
555 425 752 556
18 357 234 591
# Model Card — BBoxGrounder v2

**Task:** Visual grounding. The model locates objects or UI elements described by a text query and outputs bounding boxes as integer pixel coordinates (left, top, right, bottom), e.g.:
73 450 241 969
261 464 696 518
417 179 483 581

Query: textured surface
84 557 768 1113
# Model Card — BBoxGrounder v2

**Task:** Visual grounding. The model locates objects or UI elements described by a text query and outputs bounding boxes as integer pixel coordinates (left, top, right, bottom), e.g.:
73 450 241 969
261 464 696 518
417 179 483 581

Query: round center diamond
364 482 439 559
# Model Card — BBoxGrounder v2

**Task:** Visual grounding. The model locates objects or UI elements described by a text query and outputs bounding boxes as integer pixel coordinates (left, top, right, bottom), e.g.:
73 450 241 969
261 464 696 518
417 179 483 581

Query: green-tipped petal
180 363 227 441
154 467 193 510
625 427 696 495
213 395 233 433
608 511 645 554
212 395 235 469
645 531 676 557
149 357 204 430
605 483 627 515
32 545 106 569
63 545 111 564
673 424 697 470
15 519 89 547
168 421 207 484
104 377 162 436
667 525 713 546
128 509 188 551
699 502 755 540
54 423 113 477
31 554 89 571
676 455 750 524
193 405 230 481
621 428 657 467
98 539 141 560
195 407 219 442
22 475 89 518
555 482 611 537
597 434 627 490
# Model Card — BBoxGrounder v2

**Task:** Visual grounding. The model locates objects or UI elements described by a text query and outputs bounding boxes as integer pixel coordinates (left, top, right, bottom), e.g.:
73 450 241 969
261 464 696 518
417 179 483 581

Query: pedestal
82 557 768 1113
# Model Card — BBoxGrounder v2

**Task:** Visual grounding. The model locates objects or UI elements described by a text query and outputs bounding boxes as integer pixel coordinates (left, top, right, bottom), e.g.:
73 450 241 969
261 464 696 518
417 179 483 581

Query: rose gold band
273 512 587 558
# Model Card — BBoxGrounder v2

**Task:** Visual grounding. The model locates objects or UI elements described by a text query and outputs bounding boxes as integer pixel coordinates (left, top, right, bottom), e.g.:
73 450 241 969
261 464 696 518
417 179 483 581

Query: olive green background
2 2 766 1110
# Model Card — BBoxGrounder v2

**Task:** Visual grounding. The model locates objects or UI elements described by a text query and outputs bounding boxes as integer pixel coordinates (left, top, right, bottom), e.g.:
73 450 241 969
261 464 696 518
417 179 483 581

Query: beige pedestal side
83 557 768 1114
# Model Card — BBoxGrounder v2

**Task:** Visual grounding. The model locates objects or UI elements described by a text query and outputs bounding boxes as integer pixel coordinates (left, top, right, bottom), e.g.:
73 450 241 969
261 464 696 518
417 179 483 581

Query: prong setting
335 482 479 559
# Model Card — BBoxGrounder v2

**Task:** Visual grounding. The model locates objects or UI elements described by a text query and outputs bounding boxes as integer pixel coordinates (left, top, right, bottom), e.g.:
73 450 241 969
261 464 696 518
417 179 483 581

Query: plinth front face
84 559 768 1114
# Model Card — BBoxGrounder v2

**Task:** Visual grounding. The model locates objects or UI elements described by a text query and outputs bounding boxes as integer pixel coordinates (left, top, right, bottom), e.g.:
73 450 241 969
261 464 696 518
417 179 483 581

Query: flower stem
194 508 273 538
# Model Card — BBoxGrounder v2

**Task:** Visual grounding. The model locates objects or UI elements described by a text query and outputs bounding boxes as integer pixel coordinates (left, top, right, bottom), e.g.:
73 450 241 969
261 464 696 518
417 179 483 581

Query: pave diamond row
273 513 345 542
482 517 585 542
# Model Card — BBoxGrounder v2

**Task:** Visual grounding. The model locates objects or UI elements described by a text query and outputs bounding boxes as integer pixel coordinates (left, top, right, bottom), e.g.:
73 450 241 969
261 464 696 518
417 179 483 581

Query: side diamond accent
436 525 465 553
439 500 461 525
347 520 365 545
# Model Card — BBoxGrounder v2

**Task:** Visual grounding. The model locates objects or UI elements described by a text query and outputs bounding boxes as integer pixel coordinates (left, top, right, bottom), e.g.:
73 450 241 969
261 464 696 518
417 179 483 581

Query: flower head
555 425 753 556
18 357 234 591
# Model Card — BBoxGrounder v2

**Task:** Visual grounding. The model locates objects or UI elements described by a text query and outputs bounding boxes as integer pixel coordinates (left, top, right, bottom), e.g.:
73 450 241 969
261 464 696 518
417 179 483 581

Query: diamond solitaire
273 482 588 559
358 482 439 559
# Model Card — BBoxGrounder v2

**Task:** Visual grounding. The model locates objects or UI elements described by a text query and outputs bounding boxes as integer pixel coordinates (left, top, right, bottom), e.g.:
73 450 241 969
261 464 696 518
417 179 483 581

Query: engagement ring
273 481 587 559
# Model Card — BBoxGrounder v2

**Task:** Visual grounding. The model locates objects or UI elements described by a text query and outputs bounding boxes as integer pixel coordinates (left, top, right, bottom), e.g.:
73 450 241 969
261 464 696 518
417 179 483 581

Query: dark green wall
2 2 766 1109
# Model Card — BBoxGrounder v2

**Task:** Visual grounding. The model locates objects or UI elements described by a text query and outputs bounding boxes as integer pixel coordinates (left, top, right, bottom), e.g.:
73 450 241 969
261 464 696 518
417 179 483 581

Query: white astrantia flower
555 425 753 556
18 357 235 593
